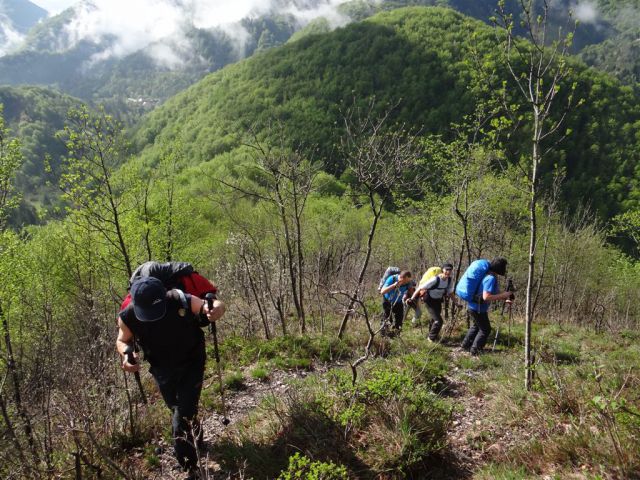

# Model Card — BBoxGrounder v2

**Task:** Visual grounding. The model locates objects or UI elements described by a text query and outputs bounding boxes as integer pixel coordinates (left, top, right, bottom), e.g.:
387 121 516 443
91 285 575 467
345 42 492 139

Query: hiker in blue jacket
460 257 514 355
380 270 413 332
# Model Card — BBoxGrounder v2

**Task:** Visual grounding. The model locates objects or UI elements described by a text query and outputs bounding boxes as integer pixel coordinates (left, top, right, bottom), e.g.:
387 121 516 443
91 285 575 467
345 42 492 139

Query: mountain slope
1 0 637 115
0 0 46 32
0 0 341 107
0 85 83 222
132 6 640 220
0 0 46 55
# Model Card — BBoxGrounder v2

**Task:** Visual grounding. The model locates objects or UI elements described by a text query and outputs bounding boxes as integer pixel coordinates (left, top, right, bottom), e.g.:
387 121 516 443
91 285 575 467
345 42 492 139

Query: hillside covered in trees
1 0 639 112
0 85 83 224
0 4 639 480
134 6 640 222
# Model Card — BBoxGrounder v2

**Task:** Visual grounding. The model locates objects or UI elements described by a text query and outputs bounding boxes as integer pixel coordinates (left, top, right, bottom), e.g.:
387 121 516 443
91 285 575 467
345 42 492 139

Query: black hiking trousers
425 296 444 341
382 299 405 330
461 309 491 354
151 351 206 470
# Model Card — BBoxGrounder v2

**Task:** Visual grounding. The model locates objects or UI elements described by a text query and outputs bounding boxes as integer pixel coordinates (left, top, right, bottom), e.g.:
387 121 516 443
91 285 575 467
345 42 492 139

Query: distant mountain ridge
0 0 635 114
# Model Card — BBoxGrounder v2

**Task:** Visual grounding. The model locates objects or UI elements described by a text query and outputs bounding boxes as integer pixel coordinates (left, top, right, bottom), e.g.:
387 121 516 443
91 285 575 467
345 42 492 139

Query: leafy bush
277 453 348 480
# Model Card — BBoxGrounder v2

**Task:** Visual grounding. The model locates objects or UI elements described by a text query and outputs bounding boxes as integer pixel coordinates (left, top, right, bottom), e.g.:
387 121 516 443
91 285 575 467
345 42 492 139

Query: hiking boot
185 468 201 480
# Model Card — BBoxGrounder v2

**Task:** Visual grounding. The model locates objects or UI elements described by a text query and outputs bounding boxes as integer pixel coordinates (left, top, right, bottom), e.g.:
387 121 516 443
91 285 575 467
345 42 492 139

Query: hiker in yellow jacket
411 263 454 341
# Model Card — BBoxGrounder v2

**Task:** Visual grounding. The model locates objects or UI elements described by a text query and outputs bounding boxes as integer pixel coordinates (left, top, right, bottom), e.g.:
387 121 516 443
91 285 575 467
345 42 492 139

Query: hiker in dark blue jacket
380 270 413 332
460 258 514 355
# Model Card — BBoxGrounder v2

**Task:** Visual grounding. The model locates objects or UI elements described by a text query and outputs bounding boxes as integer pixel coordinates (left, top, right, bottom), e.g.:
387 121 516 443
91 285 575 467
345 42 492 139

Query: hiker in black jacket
116 277 225 474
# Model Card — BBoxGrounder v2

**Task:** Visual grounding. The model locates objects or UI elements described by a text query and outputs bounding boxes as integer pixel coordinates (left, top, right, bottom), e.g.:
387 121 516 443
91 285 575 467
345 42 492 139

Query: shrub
224 371 246 391
277 453 348 480
251 365 270 381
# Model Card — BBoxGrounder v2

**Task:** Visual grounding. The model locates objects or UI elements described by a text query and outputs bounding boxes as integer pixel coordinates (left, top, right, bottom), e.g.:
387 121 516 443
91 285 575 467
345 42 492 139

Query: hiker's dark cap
442 263 454 270
131 277 167 322
489 257 508 276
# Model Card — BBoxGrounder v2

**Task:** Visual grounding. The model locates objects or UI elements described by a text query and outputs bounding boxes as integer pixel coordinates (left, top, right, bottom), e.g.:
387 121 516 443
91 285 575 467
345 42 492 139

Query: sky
32 0 75 14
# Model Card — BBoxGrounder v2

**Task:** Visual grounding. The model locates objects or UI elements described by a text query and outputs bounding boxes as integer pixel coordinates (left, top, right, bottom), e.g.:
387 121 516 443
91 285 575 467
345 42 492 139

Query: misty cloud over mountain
3 0 353 66
0 0 47 55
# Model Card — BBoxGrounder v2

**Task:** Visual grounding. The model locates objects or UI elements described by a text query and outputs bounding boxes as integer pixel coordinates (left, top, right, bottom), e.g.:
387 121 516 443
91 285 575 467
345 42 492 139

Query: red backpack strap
120 294 132 311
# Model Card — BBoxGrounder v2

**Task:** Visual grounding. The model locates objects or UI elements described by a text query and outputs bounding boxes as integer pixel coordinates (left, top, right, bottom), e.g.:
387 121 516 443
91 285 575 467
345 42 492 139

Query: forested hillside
2 0 638 113
0 85 82 223
134 6 640 220
0 4 639 480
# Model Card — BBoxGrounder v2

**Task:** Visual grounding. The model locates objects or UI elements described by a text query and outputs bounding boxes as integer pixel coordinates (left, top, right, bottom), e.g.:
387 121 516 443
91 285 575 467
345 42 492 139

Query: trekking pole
123 344 147 404
444 296 450 322
492 278 515 351
507 301 514 347
206 293 230 426
492 308 504 352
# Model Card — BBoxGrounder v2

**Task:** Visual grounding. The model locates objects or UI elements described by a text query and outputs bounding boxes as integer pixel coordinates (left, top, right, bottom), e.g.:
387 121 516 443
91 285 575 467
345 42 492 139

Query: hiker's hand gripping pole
206 293 230 426
123 344 148 404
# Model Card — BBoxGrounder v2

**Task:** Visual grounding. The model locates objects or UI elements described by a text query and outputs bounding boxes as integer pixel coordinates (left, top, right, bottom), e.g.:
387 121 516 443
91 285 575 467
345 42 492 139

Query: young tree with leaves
493 0 579 389
0 105 22 229
58 105 134 278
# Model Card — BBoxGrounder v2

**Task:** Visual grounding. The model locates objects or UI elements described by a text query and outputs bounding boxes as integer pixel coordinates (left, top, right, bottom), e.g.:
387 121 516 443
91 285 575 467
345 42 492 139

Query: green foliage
250 365 270 381
0 103 23 229
219 334 353 369
277 453 348 480
0 86 82 220
131 6 640 227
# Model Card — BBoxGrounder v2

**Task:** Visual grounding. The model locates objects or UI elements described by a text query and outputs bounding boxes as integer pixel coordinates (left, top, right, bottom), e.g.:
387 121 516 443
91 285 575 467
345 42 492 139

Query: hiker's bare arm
116 319 140 372
190 296 225 322
380 281 402 295
483 290 514 302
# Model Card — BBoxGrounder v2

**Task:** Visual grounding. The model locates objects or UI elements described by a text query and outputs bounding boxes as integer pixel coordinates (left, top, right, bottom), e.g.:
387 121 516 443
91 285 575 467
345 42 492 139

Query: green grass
142 317 640 479
215 334 354 374
250 365 270 381
224 371 247 391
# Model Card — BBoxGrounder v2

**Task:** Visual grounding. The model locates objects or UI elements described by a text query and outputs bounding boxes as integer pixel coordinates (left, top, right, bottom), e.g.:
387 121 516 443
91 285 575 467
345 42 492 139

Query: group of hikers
378 257 515 354
116 257 514 477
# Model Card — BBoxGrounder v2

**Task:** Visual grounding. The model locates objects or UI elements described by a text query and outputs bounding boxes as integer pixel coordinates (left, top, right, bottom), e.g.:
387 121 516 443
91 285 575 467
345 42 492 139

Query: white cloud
572 1 599 24
0 15 25 56
45 0 351 67
32 0 76 15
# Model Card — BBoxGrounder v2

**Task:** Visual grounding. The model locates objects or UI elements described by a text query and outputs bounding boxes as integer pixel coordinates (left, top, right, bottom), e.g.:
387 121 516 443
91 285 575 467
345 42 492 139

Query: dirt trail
139 345 516 479
144 365 333 479
445 349 522 479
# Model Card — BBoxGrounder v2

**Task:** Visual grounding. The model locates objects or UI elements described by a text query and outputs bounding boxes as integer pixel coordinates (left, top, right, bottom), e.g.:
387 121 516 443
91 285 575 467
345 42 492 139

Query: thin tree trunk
0 389 28 468
164 178 175 262
338 195 383 338
240 249 271 339
275 184 303 327
525 128 540 391
294 194 306 333
2 305 41 470
100 154 132 278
